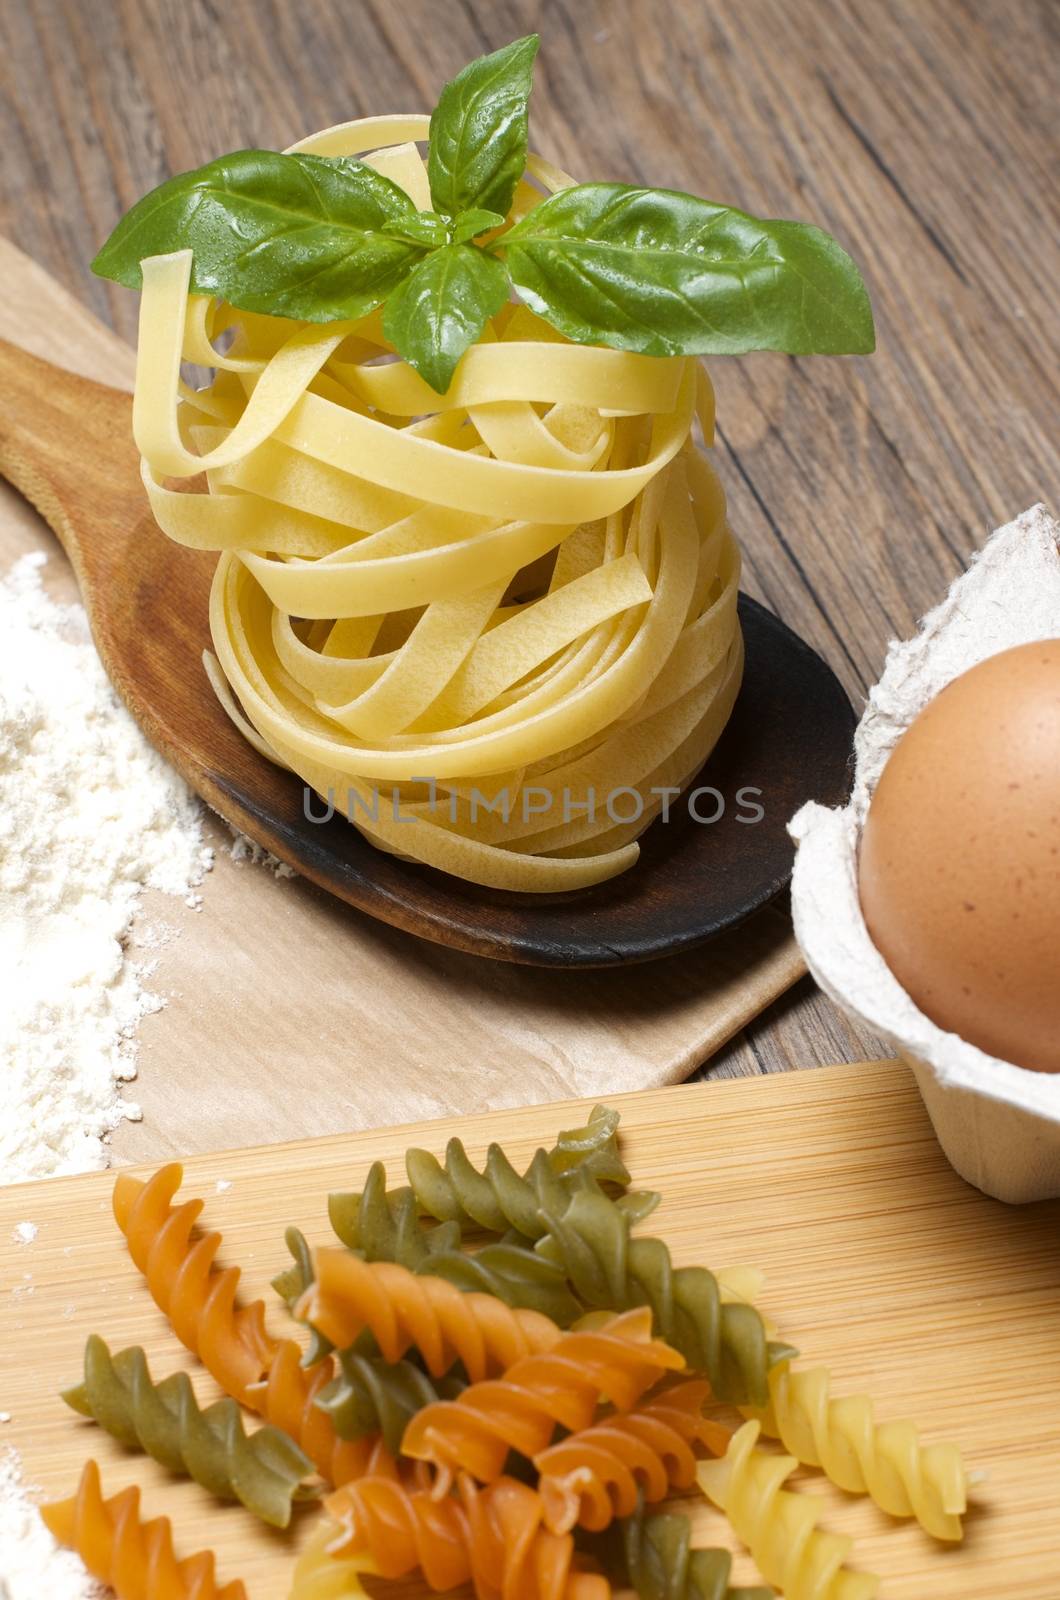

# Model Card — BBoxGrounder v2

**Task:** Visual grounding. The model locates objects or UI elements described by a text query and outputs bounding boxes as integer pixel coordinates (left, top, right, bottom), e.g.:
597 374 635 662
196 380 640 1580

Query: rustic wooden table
1 0 1055 1080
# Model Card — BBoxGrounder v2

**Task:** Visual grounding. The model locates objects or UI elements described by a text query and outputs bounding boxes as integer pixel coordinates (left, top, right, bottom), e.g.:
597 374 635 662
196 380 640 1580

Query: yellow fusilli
697 1421 878 1600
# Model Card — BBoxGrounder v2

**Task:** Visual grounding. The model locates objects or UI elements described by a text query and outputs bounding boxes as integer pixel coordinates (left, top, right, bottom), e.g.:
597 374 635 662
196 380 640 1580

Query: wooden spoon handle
0 335 141 567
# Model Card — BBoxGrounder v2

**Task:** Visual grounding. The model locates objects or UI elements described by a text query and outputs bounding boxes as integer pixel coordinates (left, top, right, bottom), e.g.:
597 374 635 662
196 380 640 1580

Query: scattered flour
228 826 297 878
0 556 297 1589
0 553 213 1185
0 1452 103 1600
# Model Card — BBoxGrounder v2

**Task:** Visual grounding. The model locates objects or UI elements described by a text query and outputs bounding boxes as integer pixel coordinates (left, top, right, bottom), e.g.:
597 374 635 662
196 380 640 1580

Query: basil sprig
427 34 539 221
93 33 875 392
383 244 510 394
502 184 875 357
92 150 433 322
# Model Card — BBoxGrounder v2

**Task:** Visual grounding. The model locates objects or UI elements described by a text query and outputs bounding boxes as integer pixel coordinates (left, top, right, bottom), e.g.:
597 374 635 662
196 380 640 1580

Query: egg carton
790 503 1060 1203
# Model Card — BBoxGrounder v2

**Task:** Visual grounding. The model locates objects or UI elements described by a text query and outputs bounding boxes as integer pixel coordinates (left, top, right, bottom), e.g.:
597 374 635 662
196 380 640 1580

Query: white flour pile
0 1453 103 1600
0 552 212 1186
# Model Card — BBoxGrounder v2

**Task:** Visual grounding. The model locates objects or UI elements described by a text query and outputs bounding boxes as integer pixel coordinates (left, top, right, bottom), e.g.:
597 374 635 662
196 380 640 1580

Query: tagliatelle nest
134 116 742 890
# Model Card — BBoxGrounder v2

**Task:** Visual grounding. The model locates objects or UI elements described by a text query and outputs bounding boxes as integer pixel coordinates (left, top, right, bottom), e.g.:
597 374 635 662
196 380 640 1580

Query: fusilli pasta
536 1188 787 1405
746 1361 967 1541
535 1378 729 1532
324 1472 611 1600
330 1103 632 1249
333 1181 584 1324
248 1337 394 1486
400 1306 684 1488
582 1500 773 1600
697 1422 879 1600
315 1336 462 1454
299 1248 562 1379
113 1164 277 1402
62 1335 314 1527
287 1524 376 1600
40 1459 247 1600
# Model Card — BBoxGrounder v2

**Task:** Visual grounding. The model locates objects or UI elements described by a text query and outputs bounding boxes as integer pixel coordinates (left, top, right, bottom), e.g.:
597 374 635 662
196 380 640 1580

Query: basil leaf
389 210 450 249
92 150 429 322
503 183 875 356
383 243 510 393
428 35 539 221
450 208 506 245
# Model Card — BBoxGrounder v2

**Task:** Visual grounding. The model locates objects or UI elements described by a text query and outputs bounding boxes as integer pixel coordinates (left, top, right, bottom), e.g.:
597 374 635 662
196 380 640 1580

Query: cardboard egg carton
790 503 1060 1203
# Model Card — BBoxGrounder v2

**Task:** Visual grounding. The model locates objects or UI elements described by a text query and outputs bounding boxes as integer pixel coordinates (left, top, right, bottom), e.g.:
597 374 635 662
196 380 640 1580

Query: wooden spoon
0 334 855 966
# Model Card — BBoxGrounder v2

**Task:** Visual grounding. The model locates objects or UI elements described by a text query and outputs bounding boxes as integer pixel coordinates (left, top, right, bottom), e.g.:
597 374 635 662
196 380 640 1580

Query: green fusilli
586 1501 773 1600
536 1189 792 1406
403 1103 639 1237
329 1103 647 1256
62 1335 315 1527
313 1335 464 1454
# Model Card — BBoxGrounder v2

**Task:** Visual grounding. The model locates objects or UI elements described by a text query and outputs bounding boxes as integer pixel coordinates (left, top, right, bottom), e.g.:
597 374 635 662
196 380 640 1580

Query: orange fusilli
535 1378 730 1532
113 1164 276 1403
324 1471 610 1600
400 1306 683 1488
300 1248 562 1378
40 1459 247 1600
249 1337 395 1486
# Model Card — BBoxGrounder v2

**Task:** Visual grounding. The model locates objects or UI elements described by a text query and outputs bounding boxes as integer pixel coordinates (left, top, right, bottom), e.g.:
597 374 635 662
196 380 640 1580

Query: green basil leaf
389 210 450 249
502 183 875 356
428 35 539 221
91 150 430 322
450 208 506 245
383 243 510 394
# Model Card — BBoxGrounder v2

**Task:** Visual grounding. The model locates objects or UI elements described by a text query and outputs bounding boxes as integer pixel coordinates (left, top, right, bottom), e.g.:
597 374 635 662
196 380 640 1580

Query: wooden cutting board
2 1060 1058 1599
0 236 809 1160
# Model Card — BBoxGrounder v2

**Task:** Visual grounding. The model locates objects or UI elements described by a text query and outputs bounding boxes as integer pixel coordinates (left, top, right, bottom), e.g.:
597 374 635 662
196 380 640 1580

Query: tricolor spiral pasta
697 1422 879 1600
62 1335 314 1527
111 1166 381 1486
408 1237 584 1324
536 1188 784 1406
298 1248 562 1379
746 1361 967 1541
40 1459 247 1600
277 1219 559 1334
400 1306 684 1488
327 1173 583 1325
133 116 743 893
247 1337 393 1487
314 1338 463 1455
112 1165 277 1402
535 1379 730 1533
323 1472 610 1600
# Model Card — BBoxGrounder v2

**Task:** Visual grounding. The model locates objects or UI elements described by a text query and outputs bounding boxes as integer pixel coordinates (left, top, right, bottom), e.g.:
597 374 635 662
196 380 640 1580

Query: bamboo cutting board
0 235 812 1159
2 1060 1059 1599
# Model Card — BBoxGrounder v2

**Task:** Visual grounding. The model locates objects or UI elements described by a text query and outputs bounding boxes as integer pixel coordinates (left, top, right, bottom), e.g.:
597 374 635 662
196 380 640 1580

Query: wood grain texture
2 1061 1060 1597
0 0 1055 1066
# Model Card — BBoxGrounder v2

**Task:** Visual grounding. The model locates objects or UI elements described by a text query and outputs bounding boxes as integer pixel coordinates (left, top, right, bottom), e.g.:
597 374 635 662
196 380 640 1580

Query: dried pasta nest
135 116 742 891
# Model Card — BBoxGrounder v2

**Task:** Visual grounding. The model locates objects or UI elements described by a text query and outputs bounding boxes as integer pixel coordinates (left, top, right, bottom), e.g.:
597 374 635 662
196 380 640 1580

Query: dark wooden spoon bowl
0 336 855 966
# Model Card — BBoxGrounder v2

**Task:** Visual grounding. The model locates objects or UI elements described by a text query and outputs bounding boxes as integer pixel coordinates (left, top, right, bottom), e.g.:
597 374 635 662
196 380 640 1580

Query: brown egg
858 639 1060 1073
